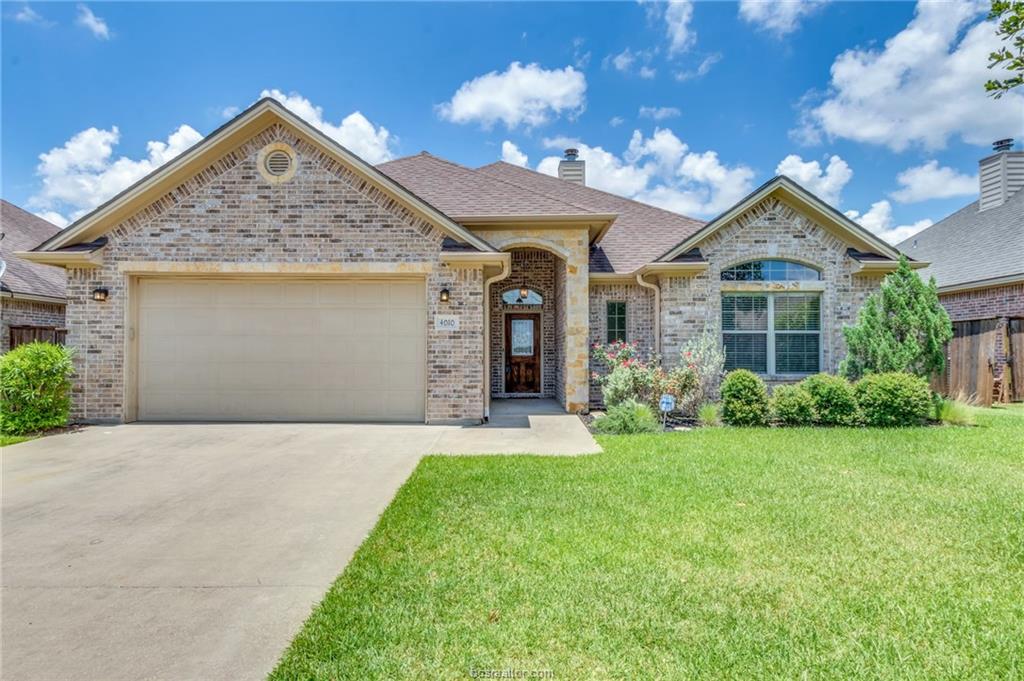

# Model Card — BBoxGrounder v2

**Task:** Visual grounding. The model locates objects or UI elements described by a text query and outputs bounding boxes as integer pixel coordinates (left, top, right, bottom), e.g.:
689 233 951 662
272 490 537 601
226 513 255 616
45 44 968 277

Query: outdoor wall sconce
439 288 450 303
91 287 109 302
519 286 529 301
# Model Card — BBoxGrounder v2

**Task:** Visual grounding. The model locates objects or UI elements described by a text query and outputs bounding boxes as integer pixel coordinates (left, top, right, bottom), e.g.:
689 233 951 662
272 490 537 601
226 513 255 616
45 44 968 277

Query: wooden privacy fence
1010 318 1024 403
931 318 1020 406
8 326 67 351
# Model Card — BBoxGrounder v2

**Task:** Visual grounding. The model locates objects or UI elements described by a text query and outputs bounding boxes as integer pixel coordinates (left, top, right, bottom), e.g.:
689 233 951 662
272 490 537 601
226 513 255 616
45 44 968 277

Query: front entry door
505 313 541 393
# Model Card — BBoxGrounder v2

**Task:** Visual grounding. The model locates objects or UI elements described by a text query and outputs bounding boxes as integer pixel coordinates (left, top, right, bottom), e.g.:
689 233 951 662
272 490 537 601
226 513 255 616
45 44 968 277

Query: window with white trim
722 293 820 374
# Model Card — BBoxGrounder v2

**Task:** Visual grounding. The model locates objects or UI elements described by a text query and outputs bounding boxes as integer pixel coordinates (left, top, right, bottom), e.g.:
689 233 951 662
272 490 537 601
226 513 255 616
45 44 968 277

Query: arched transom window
721 259 820 282
502 288 543 305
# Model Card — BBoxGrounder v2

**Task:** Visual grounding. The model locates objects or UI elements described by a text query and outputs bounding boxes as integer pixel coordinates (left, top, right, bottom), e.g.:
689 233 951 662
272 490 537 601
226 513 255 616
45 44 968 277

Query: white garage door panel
138 279 426 422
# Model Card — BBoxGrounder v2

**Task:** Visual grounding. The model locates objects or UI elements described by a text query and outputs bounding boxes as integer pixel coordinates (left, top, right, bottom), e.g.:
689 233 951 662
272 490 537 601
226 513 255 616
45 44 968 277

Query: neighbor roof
477 161 706 273
0 200 66 301
896 189 1024 291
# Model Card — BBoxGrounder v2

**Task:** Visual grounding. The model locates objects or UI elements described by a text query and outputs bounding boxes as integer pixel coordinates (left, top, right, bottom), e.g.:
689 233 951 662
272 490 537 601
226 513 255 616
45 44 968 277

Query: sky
2 1 1022 244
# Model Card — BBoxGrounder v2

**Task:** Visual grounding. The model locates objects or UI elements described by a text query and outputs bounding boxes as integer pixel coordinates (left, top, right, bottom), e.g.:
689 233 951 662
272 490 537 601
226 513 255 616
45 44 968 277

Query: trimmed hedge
771 384 815 426
720 370 769 426
855 372 932 427
799 373 861 426
0 342 75 435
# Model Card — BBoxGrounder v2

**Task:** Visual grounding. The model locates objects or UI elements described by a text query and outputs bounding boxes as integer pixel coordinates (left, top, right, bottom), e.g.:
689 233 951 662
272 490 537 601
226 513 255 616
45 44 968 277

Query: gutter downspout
636 271 661 356
483 258 511 421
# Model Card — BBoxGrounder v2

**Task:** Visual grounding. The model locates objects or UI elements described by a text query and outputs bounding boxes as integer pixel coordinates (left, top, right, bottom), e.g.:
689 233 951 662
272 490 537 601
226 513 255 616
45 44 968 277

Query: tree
986 0 1024 98
840 256 953 381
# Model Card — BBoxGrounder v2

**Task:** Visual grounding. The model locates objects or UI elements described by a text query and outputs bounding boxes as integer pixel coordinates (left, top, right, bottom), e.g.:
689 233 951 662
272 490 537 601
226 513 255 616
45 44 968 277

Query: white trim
0 291 67 305
937 273 1024 294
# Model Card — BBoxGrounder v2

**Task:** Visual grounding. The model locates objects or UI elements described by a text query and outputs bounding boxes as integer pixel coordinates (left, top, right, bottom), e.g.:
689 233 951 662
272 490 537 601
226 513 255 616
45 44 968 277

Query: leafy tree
986 0 1024 98
840 256 952 381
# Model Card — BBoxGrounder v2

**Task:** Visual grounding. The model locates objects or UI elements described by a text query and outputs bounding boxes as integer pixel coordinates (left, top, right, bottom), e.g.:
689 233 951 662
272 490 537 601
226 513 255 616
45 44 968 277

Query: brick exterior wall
0 298 66 353
658 197 881 386
587 283 655 404
488 248 558 397
65 122 484 424
939 282 1024 389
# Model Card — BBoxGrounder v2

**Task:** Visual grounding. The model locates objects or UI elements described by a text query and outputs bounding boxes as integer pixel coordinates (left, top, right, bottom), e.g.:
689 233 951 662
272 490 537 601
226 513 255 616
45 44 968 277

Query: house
1 201 66 353
898 140 1024 404
18 98 916 424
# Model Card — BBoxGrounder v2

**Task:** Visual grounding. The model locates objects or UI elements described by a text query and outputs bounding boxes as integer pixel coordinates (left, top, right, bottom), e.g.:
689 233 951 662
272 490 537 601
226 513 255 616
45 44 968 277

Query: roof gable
33 99 495 255
658 176 904 263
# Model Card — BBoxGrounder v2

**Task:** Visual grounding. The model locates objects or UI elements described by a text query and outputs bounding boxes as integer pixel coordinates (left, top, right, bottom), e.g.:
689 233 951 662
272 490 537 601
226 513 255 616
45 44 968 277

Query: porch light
519 286 529 301
91 287 109 302
439 288 450 303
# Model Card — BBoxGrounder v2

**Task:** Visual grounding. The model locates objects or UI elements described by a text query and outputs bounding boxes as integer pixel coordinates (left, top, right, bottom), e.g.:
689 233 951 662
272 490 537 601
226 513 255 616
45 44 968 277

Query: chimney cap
993 138 1014 152
563 148 579 161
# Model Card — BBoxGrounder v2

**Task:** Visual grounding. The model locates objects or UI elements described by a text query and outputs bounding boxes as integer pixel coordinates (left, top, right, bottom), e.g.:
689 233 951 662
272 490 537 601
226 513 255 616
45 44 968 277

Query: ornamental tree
840 256 953 381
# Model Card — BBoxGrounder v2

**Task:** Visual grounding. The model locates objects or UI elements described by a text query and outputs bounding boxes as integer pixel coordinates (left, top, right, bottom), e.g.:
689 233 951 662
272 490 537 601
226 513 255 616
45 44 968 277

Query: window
721 259 820 282
607 301 627 343
501 288 543 305
722 294 820 374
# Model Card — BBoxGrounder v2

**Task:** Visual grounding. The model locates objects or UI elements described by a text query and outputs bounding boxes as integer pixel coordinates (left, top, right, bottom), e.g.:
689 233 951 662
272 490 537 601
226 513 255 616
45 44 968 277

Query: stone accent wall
587 283 655 405
0 298 66 353
553 258 567 406
65 122 484 424
659 197 881 383
488 249 557 397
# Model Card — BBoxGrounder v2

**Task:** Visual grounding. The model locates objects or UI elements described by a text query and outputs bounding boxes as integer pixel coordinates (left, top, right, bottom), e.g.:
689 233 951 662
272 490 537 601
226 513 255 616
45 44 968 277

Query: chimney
558 148 585 185
979 138 1024 211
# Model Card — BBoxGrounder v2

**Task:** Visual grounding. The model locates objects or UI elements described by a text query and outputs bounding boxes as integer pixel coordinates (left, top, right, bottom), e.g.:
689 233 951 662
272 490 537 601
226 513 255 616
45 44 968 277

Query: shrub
697 402 720 427
720 370 769 426
934 398 976 426
800 373 860 426
841 256 952 380
0 342 75 435
593 399 662 434
771 384 815 426
855 372 932 427
675 323 726 416
592 341 660 409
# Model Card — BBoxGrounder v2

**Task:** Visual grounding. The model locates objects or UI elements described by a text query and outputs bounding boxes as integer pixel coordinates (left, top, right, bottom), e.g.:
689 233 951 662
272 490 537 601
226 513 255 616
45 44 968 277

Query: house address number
434 315 460 331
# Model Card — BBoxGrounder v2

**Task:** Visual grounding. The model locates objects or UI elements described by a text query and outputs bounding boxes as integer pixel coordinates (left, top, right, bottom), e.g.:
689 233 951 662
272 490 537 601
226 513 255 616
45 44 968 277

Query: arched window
502 288 543 305
721 259 820 282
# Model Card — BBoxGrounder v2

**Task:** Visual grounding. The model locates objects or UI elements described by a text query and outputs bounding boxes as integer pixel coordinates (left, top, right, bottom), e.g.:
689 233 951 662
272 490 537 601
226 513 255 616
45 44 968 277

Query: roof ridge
479 161 704 225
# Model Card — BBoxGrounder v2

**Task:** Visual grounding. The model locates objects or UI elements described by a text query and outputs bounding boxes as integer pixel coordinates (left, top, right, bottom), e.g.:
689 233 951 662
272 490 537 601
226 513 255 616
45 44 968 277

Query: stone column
562 235 590 413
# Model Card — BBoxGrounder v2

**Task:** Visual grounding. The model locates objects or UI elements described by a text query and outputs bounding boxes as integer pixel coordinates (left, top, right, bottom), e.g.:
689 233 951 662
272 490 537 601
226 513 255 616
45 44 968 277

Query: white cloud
775 153 852 204
609 116 625 127
796 0 1024 151
603 47 657 78
674 53 721 81
501 141 529 167
664 0 696 54
437 62 586 129
260 89 394 163
845 200 933 243
537 128 754 217
638 106 681 121
75 4 109 40
33 211 69 229
29 124 202 226
572 37 591 69
890 160 977 203
739 0 829 36
639 66 657 79
220 106 240 119
14 4 51 26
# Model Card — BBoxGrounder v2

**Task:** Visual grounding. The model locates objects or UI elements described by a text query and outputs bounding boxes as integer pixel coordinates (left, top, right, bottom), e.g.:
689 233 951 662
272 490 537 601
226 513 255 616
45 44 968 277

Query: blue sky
2 1 1022 243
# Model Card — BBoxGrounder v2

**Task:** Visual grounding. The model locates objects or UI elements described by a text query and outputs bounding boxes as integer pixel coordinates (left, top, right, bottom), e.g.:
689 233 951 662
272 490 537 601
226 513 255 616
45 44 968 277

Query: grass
272 406 1024 680
0 434 33 448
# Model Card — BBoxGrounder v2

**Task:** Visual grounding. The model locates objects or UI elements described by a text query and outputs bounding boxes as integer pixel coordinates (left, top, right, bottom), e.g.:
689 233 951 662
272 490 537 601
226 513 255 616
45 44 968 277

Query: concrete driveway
1 423 447 681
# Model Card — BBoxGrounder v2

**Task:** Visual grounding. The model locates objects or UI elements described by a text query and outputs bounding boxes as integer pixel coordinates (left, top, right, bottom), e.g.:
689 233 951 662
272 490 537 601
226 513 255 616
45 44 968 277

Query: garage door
137 278 426 422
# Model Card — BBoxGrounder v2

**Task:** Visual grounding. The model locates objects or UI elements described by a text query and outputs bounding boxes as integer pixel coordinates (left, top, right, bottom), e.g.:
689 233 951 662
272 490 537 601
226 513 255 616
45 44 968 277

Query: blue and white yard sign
659 394 676 413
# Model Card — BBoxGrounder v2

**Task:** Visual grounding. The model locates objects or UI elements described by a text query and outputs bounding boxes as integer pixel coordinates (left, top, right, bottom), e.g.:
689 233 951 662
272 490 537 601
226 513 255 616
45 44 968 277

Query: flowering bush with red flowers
591 340 696 410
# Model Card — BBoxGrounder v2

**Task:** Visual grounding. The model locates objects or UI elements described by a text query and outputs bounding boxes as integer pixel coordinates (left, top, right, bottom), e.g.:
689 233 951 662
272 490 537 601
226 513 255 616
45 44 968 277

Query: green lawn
272 407 1024 680
0 434 32 448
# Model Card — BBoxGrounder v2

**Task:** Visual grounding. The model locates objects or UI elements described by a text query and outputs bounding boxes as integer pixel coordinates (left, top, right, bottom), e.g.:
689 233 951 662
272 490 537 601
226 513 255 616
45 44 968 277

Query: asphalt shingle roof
0 200 66 300
376 154 705 273
896 189 1024 289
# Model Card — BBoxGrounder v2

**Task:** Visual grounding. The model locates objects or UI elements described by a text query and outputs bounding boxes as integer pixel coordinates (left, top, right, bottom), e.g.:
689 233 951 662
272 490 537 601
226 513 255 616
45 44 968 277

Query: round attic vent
264 150 292 176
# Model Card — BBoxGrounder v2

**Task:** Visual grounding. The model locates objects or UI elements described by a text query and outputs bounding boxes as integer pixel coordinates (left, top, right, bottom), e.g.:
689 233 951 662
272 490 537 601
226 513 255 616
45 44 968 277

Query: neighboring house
898 140 1024 404
0 201 66 353
19 99 915 424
